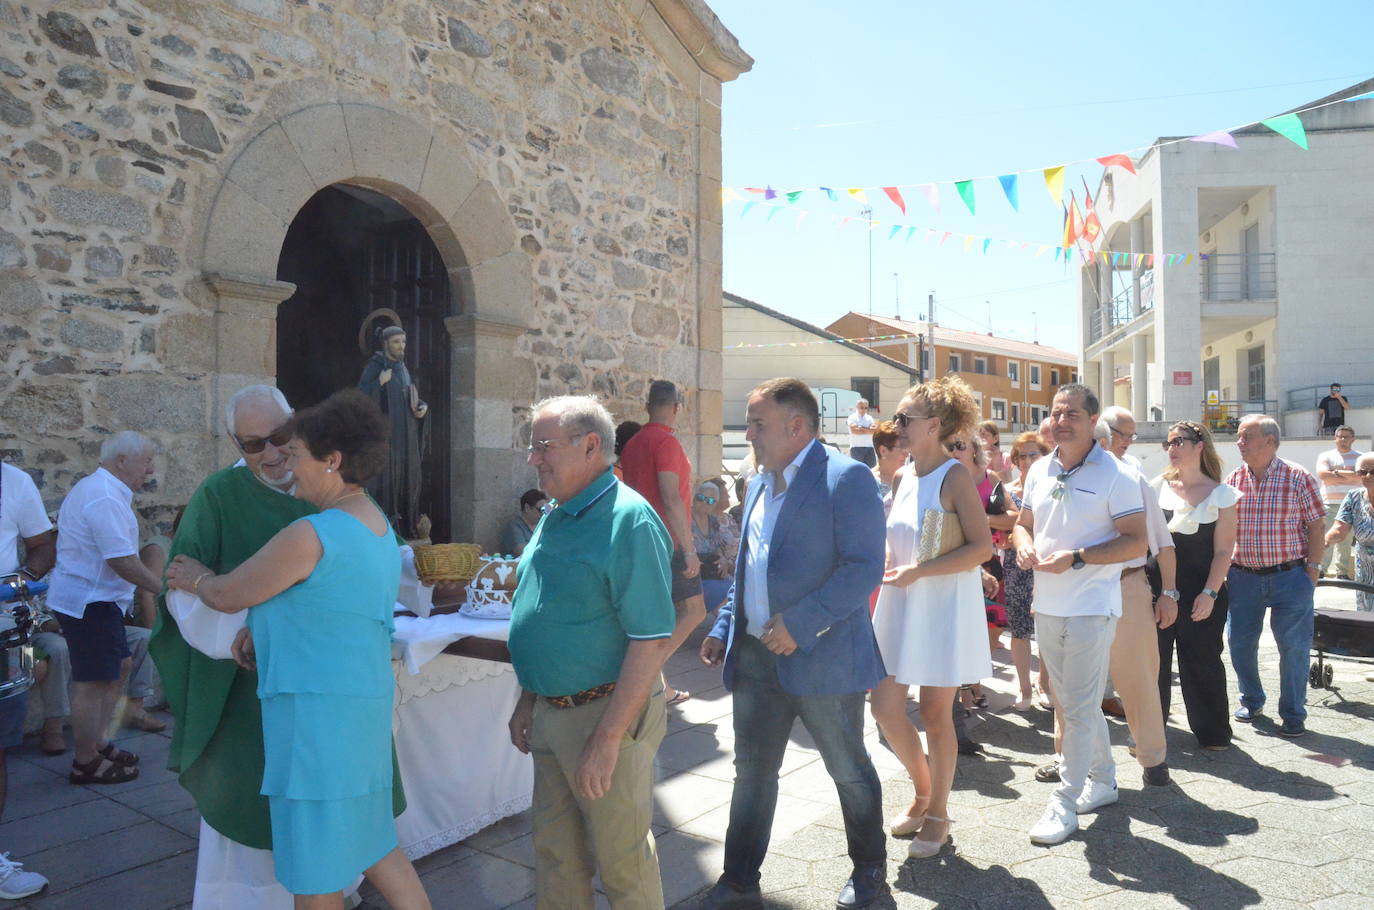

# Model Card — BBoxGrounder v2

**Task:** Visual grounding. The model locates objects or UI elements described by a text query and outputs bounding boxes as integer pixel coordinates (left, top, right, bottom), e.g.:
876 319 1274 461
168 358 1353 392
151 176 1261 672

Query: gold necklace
326 490 367 510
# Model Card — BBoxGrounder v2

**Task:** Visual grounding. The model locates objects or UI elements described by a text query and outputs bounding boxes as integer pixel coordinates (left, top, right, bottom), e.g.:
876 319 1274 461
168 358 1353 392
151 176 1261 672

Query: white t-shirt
1 463 53 577
848 411 876 450
1316 447 1362 505
47 467 141 618
1022 443 1144 618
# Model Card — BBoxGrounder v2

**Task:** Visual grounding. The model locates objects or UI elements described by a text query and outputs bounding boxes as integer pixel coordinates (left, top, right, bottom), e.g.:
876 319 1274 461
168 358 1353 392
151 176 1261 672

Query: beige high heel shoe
907 816 952 858
888 795 930 836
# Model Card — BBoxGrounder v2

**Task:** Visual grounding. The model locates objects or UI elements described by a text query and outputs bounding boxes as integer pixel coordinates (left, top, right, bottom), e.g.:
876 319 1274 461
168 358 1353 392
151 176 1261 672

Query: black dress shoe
701 877 763 910
836 864 889 909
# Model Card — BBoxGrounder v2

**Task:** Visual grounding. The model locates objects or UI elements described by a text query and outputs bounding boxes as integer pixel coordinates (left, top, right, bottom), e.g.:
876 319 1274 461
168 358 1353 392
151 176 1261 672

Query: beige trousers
529 687 667 910
1053 570 1168 769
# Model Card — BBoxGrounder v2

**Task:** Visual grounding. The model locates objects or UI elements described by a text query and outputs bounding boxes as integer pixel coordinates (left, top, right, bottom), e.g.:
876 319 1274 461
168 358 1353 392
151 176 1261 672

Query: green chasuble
149 465 407 849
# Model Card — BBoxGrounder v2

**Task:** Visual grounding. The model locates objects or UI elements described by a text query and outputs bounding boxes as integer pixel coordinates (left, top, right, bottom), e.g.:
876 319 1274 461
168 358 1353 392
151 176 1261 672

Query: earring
326 467 333 473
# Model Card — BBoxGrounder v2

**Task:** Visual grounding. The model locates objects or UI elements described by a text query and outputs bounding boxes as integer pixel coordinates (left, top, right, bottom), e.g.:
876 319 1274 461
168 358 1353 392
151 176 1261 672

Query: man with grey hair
48 431 160 784
507 395 677 910
1096 406 1141 471
150 383 342 909
1225 415 1326 737
847 398 877 467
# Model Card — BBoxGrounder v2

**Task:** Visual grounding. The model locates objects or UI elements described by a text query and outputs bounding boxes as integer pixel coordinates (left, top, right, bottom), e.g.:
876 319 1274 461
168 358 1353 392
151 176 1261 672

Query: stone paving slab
8 616 1374 909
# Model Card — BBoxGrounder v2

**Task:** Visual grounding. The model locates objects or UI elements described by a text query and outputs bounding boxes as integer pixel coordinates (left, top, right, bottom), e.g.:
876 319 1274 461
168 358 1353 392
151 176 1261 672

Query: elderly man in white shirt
1013 385 1147 846
47 431 162 784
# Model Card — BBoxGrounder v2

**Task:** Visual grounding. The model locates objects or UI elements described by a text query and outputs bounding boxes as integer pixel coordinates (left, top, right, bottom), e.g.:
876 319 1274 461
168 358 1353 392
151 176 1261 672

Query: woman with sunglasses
870 377 992 858
1151 420 1240 750
1323 451 1374 612
692 480 738 613
1002 432 1050 711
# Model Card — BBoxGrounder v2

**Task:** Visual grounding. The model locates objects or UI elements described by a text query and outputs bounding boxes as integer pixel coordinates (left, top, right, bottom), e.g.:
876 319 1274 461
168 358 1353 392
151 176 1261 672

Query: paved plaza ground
5 594 1373 909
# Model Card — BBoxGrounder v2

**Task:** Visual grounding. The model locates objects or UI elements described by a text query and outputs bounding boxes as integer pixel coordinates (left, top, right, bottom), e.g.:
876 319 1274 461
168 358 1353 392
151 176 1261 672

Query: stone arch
192 98 534 543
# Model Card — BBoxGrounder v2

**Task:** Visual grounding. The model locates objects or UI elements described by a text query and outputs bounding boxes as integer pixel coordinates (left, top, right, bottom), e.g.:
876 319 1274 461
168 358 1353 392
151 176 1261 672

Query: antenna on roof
1032 311 1039 344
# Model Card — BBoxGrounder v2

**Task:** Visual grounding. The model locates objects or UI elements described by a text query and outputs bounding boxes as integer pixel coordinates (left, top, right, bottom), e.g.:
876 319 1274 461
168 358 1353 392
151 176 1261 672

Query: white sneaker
1029 801 1078 845
0 853 47 899
1075 779 1119 814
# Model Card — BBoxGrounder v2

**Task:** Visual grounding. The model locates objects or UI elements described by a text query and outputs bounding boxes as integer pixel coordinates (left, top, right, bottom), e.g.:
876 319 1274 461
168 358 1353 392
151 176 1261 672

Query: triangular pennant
997 174 1019 211
1189 130 1238 149
939 231 952 245
905 226 917 242
741 201 757 217
721 187 742 204
820 187 836 201
744 187 766 194
1054 246 1062 262
767 206 781 221
882 186 907 214
982 238 991 254
954 179 976 215
1260 113 1309 150
1095 154 1137 175
888 225 901 240
1043 166 1065 205
963 235 974 251
917 183 940 214
764 186 777 200
1185 254 1193 265
786 191 803 205
847 188 868 204
1035 245 1049 258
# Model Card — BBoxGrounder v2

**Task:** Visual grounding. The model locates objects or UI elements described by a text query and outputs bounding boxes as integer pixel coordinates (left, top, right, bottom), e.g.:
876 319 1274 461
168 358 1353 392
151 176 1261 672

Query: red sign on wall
1173 371 1193 386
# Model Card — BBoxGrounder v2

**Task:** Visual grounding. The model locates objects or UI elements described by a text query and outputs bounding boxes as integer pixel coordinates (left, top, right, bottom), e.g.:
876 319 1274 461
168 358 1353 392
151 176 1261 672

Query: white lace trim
1153 479 1242 535
398 793 532 860
393 656 512 710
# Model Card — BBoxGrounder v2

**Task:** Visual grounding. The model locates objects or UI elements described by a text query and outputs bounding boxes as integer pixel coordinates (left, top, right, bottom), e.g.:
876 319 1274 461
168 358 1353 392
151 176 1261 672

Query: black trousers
1157 596 1233 747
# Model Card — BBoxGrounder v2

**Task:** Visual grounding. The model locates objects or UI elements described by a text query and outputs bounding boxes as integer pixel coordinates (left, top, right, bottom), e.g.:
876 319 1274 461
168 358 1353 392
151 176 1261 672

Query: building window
1029 364 1042 389
1030 405 1043 424
991 399 1007 422
1050 368 1060 386
948 353 961 373
973 356 988 375
920 347 930 374
850 377 879 411
1071 370 1078 383
1008 361 1020 385
1011 403 1021 425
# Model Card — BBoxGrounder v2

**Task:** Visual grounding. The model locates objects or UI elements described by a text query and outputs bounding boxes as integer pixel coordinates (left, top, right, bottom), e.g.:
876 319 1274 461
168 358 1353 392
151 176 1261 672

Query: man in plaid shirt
1225 415 1326 737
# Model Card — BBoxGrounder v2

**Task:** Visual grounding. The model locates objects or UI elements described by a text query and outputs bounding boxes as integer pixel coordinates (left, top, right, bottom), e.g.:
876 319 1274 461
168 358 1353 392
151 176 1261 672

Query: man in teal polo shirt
507 394 677 910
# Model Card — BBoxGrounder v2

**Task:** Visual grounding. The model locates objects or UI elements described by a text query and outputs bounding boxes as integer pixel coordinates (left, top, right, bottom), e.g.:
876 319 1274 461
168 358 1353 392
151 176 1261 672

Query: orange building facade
825 313 1078 434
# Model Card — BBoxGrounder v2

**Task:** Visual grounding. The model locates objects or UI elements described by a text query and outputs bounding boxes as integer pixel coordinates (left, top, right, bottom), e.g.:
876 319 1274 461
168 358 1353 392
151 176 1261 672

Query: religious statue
359 325 428 537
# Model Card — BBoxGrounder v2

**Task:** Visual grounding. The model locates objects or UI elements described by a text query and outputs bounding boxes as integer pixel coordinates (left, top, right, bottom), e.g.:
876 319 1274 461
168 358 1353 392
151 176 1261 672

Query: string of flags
723 88 1373 220
727 331 921 351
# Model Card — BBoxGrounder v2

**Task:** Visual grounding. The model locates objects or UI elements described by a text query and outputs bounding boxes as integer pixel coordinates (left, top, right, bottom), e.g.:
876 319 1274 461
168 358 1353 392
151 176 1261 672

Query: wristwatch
1071 549 1086 570
1160 588 1181 601
1201 587 1219 599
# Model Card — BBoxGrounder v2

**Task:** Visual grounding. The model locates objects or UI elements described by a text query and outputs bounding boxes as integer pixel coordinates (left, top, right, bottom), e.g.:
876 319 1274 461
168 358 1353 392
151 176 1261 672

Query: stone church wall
0 0 746 542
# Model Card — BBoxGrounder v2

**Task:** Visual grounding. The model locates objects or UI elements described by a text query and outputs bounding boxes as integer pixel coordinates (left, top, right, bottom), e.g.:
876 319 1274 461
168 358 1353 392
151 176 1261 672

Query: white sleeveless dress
872 458 992 687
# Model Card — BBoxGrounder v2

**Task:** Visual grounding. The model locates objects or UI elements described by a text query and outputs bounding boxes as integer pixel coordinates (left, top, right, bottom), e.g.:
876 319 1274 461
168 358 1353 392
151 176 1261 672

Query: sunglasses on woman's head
694 493 717 504
234 426 292 454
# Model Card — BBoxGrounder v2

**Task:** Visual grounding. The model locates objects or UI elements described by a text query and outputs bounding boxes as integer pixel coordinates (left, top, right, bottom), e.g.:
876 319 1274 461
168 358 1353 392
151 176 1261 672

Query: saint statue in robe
359 326 428 537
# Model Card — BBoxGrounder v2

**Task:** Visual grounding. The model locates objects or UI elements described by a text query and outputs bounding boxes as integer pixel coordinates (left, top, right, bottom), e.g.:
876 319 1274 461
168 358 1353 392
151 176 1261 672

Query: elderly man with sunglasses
150 384 403 908
1012 384 1148 846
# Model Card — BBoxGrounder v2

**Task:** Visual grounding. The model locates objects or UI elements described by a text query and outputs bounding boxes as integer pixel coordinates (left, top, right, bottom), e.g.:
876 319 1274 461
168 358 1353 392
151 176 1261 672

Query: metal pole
863 206 874 316
893 272 900 319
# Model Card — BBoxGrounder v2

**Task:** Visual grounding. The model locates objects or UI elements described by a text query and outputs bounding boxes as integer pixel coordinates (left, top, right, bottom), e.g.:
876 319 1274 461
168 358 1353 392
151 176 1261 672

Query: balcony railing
1087 269 1155 345
1200 253 1276 302
1287 383 1374 412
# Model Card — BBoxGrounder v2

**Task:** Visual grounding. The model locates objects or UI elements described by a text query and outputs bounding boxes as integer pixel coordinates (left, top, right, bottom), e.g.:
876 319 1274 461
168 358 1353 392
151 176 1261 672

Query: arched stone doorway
192 97 536 546
276 184 453 539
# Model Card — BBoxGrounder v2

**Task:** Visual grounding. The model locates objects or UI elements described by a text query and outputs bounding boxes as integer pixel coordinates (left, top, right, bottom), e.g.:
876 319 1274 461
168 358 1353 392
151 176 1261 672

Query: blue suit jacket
708 442 887 695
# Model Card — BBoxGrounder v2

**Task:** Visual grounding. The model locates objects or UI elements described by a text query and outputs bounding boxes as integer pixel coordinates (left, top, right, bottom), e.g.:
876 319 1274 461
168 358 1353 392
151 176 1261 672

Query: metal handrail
1200 252 1276 302
1287 383 1373 412
1200 399 1278 433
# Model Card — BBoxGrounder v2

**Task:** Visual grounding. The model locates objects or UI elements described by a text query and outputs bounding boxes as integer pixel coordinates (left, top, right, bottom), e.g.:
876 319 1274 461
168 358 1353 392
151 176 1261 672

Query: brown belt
1121 565 1145 578
544 681 616 709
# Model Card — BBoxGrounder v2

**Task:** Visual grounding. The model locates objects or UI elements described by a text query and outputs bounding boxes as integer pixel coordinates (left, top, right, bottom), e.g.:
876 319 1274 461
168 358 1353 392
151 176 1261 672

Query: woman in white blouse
1151 421 1240 750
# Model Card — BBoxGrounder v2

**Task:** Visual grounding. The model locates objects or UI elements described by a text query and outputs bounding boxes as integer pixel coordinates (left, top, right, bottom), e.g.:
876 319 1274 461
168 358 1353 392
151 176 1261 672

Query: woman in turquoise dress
167 389 431 910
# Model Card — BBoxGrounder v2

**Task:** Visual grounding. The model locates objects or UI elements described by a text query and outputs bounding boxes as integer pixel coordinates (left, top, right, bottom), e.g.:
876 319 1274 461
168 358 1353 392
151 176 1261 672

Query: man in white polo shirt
47 432 163 784
847 399 877 467
1013 384 1147 845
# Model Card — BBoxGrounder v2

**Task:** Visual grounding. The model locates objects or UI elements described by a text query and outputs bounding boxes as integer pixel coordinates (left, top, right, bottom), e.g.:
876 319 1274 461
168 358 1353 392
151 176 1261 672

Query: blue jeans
723 635 884 888
1225 566 1314 727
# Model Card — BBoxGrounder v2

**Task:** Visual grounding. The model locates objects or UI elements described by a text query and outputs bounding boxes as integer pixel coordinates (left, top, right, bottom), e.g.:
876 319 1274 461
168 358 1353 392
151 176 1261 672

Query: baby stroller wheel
1309 664 1323 688
1322 663 1334 688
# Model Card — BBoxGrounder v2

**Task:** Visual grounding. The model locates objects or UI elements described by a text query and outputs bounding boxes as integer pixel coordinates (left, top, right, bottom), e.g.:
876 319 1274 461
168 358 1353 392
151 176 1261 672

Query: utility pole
927 291 936 380
863 206 874 316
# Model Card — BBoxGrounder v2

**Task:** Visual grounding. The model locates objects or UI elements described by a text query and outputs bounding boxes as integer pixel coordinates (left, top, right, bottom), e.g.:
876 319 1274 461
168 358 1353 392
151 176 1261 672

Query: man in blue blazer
700 378 888 910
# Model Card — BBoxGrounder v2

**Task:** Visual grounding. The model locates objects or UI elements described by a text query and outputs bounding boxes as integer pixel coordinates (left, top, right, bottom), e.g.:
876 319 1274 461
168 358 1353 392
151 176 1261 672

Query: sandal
70 755 140 785
666 689 691 707
98 742 139 767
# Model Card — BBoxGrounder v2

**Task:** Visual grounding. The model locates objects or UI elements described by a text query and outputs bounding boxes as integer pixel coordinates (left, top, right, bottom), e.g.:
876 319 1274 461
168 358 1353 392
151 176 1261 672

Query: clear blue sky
710 0 1374 354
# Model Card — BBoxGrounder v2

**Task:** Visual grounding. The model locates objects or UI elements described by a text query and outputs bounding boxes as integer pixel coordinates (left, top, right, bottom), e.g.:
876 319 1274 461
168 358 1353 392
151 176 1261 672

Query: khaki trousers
1053 570 1168 769
529 687 667 910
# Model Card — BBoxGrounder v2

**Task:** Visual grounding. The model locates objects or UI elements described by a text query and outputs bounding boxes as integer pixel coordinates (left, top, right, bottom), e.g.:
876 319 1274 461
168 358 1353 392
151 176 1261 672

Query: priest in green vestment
150 385 405 908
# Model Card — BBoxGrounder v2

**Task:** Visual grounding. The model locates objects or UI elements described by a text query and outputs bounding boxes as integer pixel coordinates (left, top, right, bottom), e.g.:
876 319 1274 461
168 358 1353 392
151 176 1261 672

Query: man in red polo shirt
620 380 706 706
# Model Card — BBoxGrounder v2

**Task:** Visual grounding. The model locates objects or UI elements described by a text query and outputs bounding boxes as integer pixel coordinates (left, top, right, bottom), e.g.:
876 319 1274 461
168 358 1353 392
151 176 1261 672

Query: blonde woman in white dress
870 376 993 859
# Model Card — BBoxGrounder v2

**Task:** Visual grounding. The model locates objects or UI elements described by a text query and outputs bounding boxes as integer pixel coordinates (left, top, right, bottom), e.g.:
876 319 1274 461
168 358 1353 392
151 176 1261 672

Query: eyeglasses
892 411 933 428
234 426 292 455
1110 428 1138 442
947 440 968 452
694 493 718 504
1357 469 1374 477
527 433 586 455
1162 436 1199 449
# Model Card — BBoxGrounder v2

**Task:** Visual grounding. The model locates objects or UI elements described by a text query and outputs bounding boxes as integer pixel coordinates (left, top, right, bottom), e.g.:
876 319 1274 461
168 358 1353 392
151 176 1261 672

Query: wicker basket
412 543 483 585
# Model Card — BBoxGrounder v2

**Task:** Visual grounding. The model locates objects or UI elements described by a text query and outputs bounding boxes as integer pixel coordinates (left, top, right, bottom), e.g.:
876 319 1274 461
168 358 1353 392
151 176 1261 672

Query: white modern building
1080 79 1374 436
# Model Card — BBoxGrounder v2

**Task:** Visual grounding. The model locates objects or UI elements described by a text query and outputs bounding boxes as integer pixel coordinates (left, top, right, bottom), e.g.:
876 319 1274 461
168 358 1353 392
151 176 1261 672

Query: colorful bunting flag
918 183 940 214
742 201 757 217
998 174 1019 211
1096 154 1137 175
721 187 742 204
1260 113 1309 150
1043 166 1065 205
820 187 836 201
888 225 901 240
954 179 976 215
847 188 868 204
1189 130 1238 149
963 235 975 251
764 186 777 200
767 206 781 221
982 238 992 254
786 190 803 204
882 186 907 214
905 226 917 242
